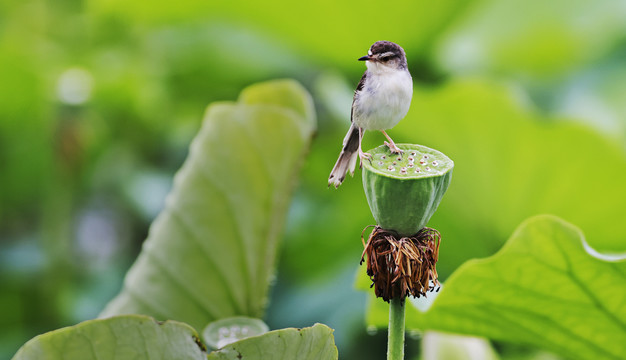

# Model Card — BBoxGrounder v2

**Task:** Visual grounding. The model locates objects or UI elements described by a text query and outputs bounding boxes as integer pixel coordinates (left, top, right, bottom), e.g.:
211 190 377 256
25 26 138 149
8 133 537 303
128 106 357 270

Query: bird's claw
384 141 404 154
359 151 372 166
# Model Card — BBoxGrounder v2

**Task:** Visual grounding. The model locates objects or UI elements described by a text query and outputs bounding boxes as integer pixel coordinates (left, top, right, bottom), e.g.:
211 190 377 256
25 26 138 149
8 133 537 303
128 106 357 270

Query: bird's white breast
352 68 413 130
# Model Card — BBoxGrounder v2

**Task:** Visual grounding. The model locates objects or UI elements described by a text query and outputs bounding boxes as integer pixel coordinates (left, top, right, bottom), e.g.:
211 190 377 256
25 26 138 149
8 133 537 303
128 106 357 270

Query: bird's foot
381 130 404 155
384 140 404 155
359 149 372 167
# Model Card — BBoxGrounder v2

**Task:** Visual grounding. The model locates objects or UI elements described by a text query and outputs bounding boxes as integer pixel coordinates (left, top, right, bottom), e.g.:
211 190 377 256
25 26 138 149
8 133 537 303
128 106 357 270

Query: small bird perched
328 41 413 188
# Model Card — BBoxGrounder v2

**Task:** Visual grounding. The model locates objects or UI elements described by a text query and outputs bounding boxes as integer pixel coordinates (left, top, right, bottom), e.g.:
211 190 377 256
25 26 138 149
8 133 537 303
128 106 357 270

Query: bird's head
358 41 408 73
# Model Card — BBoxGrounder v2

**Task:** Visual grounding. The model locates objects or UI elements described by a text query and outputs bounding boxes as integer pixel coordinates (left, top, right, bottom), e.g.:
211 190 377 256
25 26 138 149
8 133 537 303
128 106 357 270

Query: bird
328 40 413 188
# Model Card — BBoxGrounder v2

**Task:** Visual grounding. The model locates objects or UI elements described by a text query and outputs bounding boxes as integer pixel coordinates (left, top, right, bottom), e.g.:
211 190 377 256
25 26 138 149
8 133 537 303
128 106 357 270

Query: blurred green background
1 0 625 358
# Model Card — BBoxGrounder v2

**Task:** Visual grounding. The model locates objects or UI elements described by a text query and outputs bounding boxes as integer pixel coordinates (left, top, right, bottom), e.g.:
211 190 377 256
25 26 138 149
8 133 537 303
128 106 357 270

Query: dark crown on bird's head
365 41 408 68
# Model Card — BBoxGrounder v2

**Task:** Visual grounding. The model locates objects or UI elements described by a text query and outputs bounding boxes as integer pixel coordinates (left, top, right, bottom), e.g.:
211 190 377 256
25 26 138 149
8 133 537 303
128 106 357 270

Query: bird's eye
379 54 395 62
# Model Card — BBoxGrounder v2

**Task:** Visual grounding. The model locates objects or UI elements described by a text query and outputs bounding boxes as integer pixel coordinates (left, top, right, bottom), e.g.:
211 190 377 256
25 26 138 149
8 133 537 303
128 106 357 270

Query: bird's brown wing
350 71 368 123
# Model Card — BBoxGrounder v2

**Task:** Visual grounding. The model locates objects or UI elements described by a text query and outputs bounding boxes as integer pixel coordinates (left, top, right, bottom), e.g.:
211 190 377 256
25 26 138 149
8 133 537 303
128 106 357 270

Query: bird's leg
358 127 371 165
381 130 403 154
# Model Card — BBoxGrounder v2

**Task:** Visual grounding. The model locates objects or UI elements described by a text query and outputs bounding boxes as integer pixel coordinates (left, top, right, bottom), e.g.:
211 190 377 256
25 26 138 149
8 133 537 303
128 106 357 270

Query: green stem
387 297 405 360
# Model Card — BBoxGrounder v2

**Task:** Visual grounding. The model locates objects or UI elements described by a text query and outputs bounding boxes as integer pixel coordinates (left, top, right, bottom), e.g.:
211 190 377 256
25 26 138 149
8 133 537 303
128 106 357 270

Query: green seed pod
362 144 453 236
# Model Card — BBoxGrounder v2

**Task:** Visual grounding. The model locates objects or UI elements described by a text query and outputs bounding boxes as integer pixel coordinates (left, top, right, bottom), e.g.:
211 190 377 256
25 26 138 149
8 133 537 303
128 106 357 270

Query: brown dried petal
361 226 441 302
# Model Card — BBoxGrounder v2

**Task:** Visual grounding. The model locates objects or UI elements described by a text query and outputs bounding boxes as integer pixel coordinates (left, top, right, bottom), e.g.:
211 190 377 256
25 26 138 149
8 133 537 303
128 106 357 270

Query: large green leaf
100 79 315 330
207 323 338 360
362 215 626 360
12 315 206 360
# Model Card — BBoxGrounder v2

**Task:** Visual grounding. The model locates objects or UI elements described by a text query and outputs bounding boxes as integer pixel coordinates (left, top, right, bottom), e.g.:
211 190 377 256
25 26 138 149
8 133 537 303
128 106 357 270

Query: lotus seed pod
362 144 453 236
202 316 269 349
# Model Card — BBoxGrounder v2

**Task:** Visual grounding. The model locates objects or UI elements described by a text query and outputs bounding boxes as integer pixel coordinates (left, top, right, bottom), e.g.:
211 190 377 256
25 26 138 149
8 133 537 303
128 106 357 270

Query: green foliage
361 215 626 360
100 79 315 330
435 0 626 78
207 323 338 360
89 0 473 69
2 0 626 358
12 315 338 360
12 315 206 360
10 79 337 360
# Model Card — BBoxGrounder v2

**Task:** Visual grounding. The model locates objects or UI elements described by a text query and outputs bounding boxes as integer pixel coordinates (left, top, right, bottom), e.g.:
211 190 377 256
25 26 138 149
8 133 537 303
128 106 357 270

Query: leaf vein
146 250 219 320
195 156 253 312
168 204 244 314
431 305 621 359
550 231 626 333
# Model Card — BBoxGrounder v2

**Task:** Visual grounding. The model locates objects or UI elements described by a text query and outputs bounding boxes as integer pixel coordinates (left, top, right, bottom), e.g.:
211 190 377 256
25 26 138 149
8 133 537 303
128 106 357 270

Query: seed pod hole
378 161 384 165
400 167 407 174
432 161 438 166
407 163 414 168
425 167 431 171
396 156 402 161
408 156 414 162
423 155 429 159
420 160 426 165
392 161 397 165
381 155 387 160
388 165 395 171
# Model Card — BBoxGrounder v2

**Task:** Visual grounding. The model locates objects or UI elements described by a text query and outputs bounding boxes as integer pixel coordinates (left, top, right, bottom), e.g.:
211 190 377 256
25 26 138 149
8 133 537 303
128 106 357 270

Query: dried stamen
360 226 441 303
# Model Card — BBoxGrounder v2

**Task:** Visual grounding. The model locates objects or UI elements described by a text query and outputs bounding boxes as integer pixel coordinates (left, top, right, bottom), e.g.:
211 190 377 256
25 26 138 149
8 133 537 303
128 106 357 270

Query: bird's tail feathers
328 124 360 188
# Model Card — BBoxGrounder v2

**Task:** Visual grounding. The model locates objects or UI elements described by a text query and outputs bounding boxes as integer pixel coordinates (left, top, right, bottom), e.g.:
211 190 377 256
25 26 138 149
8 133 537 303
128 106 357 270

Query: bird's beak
358 55 371 61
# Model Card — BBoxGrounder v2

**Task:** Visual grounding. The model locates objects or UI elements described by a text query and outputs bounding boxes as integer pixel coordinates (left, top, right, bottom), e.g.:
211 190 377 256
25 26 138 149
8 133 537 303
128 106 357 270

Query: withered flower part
361 225 441 303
